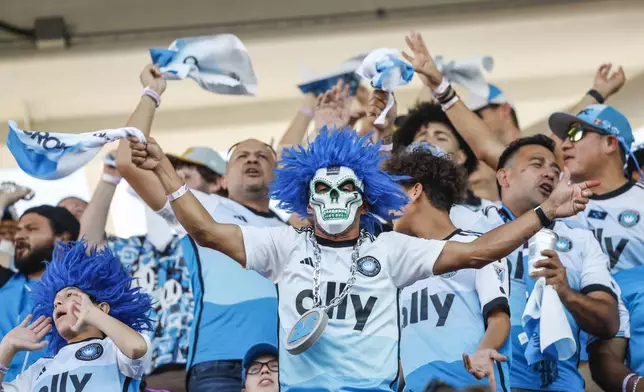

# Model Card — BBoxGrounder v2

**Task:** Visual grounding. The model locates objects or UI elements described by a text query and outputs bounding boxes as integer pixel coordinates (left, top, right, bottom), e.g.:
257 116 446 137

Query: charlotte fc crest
357 256 381 277
556 236 573 252
618 210 640 228
75 342 103 361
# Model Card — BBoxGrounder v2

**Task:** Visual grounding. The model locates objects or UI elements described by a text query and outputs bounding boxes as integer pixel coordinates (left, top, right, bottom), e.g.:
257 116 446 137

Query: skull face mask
309 166 364 235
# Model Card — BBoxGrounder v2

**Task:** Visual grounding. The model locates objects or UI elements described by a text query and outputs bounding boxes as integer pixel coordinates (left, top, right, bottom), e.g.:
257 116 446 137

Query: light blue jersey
565 181 644 273
400 229 510 392
241 226 446 391
474 207 617 392
2 336 151 392
156 191 284 370
0 273 47 382
613 266 644 374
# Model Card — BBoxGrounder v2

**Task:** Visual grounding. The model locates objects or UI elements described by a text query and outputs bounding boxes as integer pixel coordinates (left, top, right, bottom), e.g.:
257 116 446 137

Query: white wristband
432 77 450 97
168 184 189 202
102 173 122 185
441 95 460 111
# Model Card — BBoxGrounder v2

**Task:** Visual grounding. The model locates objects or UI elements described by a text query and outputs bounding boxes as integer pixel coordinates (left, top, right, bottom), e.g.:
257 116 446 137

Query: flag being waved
6 120 145 180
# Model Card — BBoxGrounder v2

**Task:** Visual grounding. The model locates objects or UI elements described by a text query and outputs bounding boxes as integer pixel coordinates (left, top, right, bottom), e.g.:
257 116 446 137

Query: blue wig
271 126 409 233
32 241 153 355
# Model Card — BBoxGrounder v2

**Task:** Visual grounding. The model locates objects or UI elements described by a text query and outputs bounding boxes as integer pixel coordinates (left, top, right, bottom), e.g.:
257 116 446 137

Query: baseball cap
241 343 278 384
548 104 634 149
167 147 226 176
466 83 509 112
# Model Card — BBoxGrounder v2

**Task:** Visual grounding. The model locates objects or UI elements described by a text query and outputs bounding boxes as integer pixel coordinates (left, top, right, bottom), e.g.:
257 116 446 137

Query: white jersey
450 198 498 230
2 336 151 392
565 181 644 272
239 225 446 391
400 230 510 391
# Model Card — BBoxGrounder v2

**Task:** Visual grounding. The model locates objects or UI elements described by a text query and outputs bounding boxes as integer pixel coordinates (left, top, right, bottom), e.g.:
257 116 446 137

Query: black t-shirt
0 266 14 289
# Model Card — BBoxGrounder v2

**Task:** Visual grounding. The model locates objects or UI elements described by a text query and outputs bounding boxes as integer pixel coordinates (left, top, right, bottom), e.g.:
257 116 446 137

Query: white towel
150 34 257 95
434 56 494 100
355 49 414 125
6 121 145 180
522 277 577 362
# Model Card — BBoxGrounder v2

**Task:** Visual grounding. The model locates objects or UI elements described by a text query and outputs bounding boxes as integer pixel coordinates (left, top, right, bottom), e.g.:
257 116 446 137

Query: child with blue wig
0 241 153 392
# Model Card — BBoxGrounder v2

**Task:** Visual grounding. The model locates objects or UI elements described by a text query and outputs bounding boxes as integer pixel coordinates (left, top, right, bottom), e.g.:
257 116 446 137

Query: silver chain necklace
308 230 365 311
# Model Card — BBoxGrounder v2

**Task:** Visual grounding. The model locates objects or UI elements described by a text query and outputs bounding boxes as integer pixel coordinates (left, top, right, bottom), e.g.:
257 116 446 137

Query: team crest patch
75 343 103 361
618 210 640 228
357 256 381 277
556 236 573 252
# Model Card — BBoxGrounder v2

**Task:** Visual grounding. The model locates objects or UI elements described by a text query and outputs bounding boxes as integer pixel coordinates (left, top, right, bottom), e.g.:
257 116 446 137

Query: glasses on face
247 359 279 375
567 123 602 143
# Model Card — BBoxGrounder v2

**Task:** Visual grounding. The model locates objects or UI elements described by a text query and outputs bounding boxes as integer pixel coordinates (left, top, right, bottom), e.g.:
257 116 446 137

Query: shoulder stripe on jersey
293 226 313 235
187 237 205 369
483 205 499 217
634 182 644 190
580 284 618 302
482 297 510 323
460 229 483 237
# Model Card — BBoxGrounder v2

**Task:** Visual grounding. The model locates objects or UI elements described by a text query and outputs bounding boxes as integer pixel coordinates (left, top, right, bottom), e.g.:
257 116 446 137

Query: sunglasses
567 123 603 143
247 359 278 375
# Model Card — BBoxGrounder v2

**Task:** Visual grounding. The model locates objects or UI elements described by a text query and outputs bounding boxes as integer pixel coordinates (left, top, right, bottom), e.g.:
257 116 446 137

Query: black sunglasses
247 359 278 375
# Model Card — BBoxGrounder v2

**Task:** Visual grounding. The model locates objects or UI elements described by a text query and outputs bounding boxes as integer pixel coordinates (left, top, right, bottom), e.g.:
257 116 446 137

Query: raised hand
463 348 508 391
364 89 397 131
70 292 101 333
542 167 599 219
0 187 32 208
401 31 443 90
2 315 51 353
592 63 626 99
313 80 352 130
140 64 167 96
129 136 164 171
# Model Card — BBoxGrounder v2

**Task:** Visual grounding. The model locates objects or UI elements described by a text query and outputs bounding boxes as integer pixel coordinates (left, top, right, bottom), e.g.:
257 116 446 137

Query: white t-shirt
239 225 446 391
2 335 151 392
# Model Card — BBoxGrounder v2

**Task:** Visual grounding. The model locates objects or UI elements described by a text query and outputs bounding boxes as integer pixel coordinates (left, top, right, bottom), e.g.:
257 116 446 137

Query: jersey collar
590 180 635 200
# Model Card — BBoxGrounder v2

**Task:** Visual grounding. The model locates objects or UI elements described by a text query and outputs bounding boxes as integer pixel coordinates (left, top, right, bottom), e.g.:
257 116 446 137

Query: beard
14 243 54 275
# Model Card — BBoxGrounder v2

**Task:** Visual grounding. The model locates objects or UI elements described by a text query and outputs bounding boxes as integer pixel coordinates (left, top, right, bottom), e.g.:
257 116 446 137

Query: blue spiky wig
271 126 409 233
32 241 153 355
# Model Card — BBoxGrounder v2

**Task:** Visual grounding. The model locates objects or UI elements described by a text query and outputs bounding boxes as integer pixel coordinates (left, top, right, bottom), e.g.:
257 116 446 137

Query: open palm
463 349 508 391
401 31 442 89
4 315 51 352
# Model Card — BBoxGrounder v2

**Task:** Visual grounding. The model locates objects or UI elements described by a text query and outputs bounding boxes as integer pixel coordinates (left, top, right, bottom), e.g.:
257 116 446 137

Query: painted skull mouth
322 209 350 220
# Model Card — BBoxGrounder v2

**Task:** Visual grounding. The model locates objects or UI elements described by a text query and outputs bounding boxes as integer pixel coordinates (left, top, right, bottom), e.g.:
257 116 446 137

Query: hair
627 148 644 179
271 127 409 233
384 147 468 212
169 158 229 198
393 102 478 174
475 103 520 129
21 206 80 240
496 134 557 196
31 241 153 355
57 196 88 207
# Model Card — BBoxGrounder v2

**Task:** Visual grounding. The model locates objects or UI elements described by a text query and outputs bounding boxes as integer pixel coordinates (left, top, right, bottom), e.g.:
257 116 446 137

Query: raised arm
434 168 599 274
0 315 51 385
115 65 168 211
129 137 247 266
402 31 505 169
588 338 642 392
78 151 120 246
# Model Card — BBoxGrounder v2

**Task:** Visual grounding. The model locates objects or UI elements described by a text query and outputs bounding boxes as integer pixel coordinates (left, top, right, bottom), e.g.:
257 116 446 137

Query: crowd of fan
1 30 644 392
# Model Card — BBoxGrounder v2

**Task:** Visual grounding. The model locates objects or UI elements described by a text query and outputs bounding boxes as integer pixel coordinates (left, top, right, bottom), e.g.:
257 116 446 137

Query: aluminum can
528 228 558 274
0 181 35 201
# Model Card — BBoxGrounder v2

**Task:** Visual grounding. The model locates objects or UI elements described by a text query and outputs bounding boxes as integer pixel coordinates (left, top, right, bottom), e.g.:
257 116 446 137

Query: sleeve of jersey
1 361 36 391
475 259 510 320
154 190 221 238
114 334 152 379
240 225 296 282
386 232 446 288
579 230 618 301
587 294 631 348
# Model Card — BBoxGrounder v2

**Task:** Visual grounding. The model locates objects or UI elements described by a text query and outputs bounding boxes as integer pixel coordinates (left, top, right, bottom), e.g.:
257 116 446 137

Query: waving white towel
356 49 414 125
6 121 144 180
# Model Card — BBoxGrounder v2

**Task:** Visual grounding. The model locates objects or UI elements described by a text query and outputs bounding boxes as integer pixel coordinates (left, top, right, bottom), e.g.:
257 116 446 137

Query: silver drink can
528 228 558 275
0 182 34 201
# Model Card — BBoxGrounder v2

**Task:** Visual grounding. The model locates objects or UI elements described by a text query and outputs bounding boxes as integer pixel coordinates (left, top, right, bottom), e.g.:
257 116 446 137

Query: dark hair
423 380 457 392
496 134 557 196
627 148 644 178
170 159 228 197
21 205 80 240
475 103 520 129
393 102 478 174
384 148 468 212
